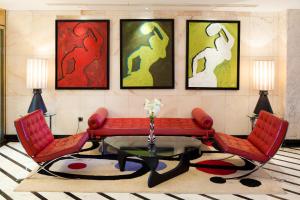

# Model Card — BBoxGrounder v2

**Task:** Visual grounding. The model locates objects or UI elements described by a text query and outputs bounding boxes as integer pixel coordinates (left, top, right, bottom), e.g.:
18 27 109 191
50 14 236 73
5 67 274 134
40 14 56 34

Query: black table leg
144 150 193 188
117 151 127 172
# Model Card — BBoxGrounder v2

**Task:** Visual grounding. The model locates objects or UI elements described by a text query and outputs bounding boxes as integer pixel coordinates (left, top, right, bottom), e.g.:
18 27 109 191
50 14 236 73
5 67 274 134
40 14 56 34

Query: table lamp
253 60 275 115
27 58 48 113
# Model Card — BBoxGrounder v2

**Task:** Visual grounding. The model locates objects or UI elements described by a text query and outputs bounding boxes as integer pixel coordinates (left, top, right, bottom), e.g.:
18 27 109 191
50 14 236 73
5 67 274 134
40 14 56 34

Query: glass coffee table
105 136 202 187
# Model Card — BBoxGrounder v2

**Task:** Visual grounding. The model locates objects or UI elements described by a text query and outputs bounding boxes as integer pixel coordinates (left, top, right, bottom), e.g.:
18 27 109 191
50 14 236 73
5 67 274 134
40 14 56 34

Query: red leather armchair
14 110 89 178
213 111 289 180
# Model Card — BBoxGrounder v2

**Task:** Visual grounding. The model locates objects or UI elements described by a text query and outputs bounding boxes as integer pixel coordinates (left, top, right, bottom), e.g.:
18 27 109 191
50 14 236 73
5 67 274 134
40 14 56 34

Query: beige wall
278 11 287 125
0 9 5 26
6 10 285 136
285 10 300 139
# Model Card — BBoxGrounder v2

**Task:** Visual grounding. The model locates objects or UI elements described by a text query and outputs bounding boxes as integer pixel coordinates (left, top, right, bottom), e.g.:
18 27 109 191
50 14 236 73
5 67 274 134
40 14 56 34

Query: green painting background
188 21 239 88
121 20 173 87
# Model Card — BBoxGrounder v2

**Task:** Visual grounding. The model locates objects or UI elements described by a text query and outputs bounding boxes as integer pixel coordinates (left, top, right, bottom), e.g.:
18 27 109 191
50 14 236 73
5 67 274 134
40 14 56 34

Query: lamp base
28 89 47 114
254 90 273 115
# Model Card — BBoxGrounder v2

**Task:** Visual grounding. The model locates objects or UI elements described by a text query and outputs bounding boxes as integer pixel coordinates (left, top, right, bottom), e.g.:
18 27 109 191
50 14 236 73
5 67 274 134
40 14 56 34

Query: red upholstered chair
14 110 89 178
213 111 289 179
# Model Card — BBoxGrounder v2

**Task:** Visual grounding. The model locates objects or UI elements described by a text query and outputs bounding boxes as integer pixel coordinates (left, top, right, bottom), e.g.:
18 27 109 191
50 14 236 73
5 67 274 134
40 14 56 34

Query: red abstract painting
56 20 109 89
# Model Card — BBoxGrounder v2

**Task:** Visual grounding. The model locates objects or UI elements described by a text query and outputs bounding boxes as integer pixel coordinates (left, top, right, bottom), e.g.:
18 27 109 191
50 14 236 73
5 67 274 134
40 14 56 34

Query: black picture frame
120 19 175 89
186 20 240 90
55 19 110 90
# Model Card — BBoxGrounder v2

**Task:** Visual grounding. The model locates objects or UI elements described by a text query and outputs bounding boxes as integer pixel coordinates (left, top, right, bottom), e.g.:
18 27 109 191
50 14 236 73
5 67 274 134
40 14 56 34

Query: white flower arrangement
144 98 163 118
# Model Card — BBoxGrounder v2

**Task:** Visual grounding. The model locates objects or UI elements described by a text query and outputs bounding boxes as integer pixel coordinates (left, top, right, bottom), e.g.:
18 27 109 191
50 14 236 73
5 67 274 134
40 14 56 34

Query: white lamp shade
253 60 275 91
26 58 48 89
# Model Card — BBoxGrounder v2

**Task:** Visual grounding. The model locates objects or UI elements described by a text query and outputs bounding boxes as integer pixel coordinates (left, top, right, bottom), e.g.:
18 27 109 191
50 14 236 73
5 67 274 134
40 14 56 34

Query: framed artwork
120 19 174 89
55 20 109 89
186 20 240 90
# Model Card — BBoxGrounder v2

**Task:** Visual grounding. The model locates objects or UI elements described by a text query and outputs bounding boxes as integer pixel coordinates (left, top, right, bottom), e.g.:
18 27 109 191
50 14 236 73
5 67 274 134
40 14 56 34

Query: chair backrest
14 110 54 158
248 111 289 159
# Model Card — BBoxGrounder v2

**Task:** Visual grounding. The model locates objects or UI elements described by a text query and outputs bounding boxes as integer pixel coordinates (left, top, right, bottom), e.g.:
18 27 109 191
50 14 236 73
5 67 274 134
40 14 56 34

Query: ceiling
0 0 300 11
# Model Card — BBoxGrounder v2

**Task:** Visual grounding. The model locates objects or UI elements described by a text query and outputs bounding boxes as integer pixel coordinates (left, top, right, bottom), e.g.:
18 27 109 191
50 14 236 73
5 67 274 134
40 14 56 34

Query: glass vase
148 116 155 144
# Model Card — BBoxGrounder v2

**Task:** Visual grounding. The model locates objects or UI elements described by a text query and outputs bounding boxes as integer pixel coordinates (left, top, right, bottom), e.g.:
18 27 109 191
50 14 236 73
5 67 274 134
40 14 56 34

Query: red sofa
87 107 215 139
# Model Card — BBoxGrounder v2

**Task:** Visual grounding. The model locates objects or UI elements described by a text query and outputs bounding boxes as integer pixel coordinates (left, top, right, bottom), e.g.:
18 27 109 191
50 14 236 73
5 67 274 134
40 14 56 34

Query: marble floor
0 142 299 200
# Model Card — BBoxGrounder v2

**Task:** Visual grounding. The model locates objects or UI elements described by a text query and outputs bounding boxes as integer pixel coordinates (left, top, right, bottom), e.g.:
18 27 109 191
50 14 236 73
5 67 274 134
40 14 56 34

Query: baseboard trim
4 134 300 147
4 135 18 142
235 135 247 139
282 139 300 147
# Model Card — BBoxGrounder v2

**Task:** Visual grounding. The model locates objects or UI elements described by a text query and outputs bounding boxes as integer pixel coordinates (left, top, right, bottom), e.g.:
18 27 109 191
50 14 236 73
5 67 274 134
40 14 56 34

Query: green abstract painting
186 20 240 90
121 19 174 89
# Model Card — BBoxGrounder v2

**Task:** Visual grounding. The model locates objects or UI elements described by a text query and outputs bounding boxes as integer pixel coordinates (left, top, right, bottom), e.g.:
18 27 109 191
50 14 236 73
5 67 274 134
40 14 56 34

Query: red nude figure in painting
57 22 104 87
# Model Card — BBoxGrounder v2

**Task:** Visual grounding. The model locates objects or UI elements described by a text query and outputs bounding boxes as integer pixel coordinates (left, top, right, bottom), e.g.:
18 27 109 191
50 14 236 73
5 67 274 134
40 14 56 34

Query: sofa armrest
192 108 213 130
88 107 108 130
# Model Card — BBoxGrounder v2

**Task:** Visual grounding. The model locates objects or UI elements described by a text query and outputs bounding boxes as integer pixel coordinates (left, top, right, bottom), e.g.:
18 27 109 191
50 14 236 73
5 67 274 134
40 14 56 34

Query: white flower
144 98 163 117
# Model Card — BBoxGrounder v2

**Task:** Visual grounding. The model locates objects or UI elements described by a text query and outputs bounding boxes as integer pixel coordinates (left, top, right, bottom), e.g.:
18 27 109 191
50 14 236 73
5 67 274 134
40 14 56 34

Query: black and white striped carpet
0 142 299 200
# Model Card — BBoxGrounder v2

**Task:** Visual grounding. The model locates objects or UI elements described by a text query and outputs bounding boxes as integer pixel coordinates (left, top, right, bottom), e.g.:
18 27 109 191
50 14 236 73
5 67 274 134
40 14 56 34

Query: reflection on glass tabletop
105 136 202 158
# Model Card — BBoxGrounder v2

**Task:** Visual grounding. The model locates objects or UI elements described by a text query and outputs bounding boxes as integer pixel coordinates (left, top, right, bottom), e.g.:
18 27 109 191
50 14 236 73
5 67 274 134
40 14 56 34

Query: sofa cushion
88 107 108 130
192 108 213 130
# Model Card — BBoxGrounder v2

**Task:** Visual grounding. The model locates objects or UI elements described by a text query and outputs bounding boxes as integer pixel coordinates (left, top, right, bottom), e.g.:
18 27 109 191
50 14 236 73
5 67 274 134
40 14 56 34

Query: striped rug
0 142 300 200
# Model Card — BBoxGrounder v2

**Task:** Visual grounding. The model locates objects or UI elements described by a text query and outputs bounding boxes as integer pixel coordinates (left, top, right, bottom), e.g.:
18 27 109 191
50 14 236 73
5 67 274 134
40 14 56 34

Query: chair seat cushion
214 132 269 163
34 132 89 163
88 118 215 138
